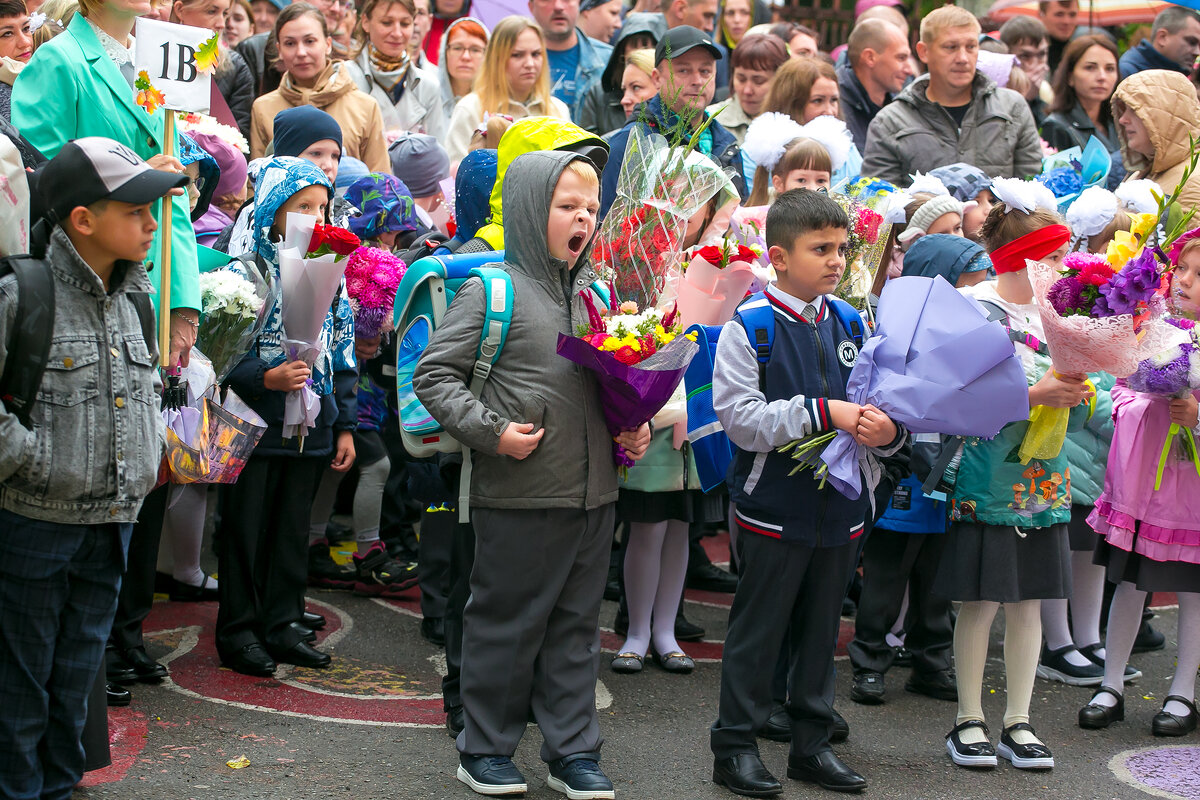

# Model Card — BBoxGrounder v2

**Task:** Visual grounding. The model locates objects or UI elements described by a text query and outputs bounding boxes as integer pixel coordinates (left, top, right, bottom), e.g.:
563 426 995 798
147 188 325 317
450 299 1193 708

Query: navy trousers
0 510 129 800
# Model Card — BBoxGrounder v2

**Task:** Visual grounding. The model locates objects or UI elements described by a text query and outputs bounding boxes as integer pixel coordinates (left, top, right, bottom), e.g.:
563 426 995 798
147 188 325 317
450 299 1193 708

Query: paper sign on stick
134 17 212 113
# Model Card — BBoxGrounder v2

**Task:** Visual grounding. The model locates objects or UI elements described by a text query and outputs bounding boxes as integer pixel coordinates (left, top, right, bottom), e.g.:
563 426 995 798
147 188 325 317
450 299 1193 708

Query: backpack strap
826 296 865 348
458 266 514 522
130 293 159 363
978 299 1049 357
735 293 774 393
0 255 55 428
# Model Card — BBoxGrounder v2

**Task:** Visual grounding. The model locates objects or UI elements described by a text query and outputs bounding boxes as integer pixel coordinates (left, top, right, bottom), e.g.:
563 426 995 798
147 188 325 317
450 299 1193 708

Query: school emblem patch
837 341 859 367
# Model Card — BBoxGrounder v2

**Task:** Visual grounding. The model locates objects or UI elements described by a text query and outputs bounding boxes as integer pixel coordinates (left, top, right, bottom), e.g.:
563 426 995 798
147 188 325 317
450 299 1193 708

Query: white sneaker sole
945 738 997 768
1036 664 1104 687
456 766 528 796
546 775 615 799
997 742 1054 770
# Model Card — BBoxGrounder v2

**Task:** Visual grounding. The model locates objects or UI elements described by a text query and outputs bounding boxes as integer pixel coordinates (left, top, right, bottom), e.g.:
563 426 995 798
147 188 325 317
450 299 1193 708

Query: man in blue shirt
529 0 612 121
1119 6 1200 81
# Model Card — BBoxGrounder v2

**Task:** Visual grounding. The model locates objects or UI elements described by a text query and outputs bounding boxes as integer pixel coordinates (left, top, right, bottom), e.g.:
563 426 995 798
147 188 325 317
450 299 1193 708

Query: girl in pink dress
1078 231 1200 737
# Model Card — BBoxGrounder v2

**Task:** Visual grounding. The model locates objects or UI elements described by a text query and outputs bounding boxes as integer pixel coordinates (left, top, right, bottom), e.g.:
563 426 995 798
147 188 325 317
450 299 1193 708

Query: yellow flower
620 335 641 351
598 337 621 352
1106 230 1141 268
1130 213 1158 241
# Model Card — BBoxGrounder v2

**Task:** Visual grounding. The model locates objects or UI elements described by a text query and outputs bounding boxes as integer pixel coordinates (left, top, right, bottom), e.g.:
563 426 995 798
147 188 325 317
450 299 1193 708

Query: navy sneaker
457 754 527 796
547 753 614 800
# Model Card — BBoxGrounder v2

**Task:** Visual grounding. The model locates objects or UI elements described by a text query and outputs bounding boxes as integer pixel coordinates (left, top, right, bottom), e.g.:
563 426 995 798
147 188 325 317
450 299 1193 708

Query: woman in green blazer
13 0 200 367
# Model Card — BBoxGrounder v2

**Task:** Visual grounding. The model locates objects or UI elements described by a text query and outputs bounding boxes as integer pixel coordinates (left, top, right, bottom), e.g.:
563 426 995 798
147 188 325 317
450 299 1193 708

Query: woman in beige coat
1113 69 1200 218
250 2 389 172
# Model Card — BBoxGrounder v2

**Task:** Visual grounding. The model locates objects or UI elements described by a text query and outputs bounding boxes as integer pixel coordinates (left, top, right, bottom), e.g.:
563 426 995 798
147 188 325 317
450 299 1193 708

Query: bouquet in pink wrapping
556 295 698 470
672 238 760 328
344 245 407 339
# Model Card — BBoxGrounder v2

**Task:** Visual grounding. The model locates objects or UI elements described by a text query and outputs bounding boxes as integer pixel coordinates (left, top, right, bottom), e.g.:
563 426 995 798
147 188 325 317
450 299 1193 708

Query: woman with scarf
344 0 446 139
250 2 388 172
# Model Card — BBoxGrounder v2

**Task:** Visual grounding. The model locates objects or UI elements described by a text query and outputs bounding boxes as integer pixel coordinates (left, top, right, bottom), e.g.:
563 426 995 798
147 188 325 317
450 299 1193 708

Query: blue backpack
394 251 511 458
684 294 866 492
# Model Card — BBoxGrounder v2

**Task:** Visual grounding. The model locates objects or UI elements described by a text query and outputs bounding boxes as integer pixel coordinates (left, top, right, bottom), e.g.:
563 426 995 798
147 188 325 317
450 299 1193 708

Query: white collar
767 283 825 321
87 17 134 67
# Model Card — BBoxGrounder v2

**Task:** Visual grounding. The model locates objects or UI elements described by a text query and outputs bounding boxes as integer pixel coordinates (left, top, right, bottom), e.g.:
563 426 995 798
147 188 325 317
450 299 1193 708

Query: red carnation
613 345 641 365
696 245 724 265
324 226 362 256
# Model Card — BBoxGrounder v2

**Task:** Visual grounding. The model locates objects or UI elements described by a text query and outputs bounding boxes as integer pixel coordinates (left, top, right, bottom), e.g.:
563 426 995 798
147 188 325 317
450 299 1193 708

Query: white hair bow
991 176 1058 214
907 172 950 197
1065 186 1119 239
1114 179 1163 216
742 112 852 173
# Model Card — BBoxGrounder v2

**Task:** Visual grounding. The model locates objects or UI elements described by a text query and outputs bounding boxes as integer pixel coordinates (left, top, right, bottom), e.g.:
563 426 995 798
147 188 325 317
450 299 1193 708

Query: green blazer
12 13 200 313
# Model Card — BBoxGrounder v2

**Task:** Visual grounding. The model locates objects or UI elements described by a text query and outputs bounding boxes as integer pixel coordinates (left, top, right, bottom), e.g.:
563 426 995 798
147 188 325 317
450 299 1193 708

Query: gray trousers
711 533 857 760
457 505 615 763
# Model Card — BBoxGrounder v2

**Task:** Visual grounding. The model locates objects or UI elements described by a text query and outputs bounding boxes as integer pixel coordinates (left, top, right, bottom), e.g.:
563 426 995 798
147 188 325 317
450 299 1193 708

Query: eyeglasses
447 44 485 56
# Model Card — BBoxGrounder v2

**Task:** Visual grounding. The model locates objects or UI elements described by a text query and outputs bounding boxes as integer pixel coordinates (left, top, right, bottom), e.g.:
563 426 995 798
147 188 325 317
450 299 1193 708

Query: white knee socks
1165 592 1200 716
1069 550 1107 656
164 484 213 588
954 600 1000 743
1003 599 1043 744
1093 581 1148 707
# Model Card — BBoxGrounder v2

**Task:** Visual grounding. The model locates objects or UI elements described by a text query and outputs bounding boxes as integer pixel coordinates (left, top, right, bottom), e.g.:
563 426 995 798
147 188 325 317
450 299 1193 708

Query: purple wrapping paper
556 333 699 442
821 276 1031 499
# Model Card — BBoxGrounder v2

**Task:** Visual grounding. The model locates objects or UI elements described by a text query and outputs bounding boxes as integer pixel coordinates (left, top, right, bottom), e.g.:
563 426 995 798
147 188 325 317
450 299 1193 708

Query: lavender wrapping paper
820 276 1032 499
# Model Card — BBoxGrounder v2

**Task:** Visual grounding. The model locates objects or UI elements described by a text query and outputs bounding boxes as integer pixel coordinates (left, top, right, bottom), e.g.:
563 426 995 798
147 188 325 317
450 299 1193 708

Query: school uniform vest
729 298 868 547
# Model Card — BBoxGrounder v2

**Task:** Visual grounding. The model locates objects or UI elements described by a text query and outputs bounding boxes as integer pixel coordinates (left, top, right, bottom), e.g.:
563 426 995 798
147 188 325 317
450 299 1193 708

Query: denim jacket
0 226 165 524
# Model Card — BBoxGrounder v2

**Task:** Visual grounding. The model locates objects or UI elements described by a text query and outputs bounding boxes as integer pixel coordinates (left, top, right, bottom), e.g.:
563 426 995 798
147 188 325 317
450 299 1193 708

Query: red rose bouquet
673 237 760 327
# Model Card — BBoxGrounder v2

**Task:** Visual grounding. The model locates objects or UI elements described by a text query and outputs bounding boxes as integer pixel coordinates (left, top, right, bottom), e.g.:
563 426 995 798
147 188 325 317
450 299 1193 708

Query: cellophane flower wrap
196 265 270 383
593 126 732 308
1125 319 1200 489
779 276 1031 500
278 213 360 446
556 296 699 470
729 205 774 292
831 193 889 317
344 245 407 340
673 237 760 327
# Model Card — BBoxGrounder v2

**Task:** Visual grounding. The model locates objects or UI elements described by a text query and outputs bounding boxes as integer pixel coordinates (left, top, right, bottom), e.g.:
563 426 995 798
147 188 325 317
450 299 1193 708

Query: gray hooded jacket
861 73 1043 186
413 150 617 510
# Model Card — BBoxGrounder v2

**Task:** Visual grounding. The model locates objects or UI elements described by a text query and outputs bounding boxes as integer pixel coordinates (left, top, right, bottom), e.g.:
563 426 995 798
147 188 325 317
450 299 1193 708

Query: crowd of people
0 0 1199 797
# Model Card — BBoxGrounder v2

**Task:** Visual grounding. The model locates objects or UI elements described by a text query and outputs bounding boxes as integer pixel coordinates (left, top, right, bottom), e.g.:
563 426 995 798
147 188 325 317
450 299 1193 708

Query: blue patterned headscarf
176 131 220 222
251 156 333 261
344 174 420 241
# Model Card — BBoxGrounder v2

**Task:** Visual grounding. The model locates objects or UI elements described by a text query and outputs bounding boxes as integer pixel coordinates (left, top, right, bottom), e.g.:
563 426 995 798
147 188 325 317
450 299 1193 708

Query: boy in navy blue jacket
708 190 906 797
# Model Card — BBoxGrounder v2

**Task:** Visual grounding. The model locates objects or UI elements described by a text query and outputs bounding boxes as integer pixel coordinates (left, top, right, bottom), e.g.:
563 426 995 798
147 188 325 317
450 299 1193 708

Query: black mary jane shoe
1152 695 1199 737
168 575 218 602
1078 685 1125 730
997 723 1054 769
945 720 997 768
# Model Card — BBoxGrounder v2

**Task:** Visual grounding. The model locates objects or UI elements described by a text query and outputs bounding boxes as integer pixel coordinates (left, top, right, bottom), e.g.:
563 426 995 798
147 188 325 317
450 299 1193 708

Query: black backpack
0 254 156 427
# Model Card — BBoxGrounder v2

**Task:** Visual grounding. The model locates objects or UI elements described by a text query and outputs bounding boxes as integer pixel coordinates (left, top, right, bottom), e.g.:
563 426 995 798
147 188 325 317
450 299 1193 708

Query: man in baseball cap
600 25 745 217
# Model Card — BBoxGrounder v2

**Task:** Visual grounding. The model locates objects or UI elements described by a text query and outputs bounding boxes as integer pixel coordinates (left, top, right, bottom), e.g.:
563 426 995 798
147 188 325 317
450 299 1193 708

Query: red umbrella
987 0 1171 27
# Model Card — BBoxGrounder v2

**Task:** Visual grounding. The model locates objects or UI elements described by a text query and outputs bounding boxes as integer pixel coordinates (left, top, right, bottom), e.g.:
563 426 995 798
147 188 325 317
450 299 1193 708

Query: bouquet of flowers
593 126 733 309
778 276 1031 500
176 110 250 154
831 194 888 317
196 266 270 382
1035 136 1112 212
279 214 361 447
672 237 760 328
557 295 698 470
344 245 407 340
1125 320 1200 490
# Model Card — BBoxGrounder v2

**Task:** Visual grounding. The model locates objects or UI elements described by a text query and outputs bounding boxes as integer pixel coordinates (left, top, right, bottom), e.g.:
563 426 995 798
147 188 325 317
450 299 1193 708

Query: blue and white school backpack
394 251 511 458
683 293 867 492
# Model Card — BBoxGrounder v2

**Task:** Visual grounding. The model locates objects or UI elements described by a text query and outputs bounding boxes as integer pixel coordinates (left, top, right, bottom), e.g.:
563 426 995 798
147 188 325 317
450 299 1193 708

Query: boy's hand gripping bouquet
556 294 699 473
781 276 1031 500
278 213 361 449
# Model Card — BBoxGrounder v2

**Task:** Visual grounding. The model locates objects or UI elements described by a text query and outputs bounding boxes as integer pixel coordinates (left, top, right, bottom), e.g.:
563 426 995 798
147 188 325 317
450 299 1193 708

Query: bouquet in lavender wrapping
1125 319 1200 490
556 295 698 471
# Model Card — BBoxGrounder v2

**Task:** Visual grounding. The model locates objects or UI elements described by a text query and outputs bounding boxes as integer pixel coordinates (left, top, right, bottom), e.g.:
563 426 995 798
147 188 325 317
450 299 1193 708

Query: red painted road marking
78 709 149 786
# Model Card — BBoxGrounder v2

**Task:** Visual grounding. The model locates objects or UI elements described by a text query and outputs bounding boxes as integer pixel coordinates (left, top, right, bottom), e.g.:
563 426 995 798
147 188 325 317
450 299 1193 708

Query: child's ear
772 174 785 196
67 206 95 236
768 244 788 271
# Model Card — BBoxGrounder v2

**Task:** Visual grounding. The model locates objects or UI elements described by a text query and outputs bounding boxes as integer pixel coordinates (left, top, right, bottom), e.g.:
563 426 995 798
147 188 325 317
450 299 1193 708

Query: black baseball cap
654 25 723 65
37 137 189 223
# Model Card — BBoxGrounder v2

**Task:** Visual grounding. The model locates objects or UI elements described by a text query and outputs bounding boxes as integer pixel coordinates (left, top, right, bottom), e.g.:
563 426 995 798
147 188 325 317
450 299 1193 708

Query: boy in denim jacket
0 137 182 799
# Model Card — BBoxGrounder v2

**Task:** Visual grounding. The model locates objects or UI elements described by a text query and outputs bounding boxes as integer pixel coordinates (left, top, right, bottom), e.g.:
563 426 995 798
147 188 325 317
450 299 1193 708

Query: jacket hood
502 150 599 285
454 148 498 241
251 156 334 259
900 233 989 286
279 61 357 109
437 16 490 101
1113 70 1200 176
601 12 667 92
0 55 22 86
475 117 606 247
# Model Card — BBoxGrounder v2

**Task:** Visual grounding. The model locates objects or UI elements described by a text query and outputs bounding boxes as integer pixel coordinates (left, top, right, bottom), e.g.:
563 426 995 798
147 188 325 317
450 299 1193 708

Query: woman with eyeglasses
444 15 567 162
437 15 487 121
344 0 446 138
